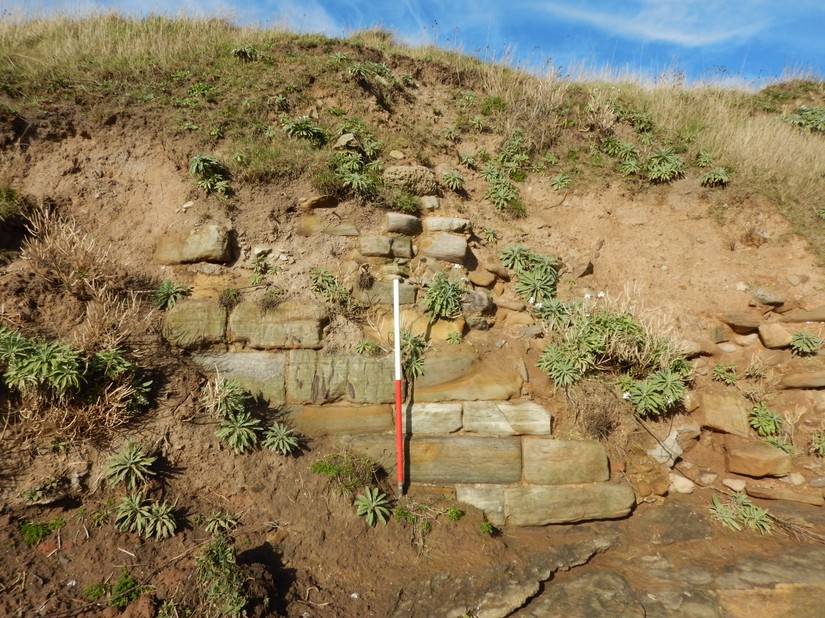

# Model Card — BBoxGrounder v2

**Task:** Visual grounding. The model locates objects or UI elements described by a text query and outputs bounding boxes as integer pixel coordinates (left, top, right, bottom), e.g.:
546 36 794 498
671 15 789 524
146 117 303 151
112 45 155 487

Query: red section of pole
394 378 404 492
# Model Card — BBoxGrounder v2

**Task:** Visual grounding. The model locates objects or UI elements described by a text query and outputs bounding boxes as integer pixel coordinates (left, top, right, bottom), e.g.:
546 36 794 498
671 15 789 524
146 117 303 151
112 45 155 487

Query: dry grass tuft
22 207 123 298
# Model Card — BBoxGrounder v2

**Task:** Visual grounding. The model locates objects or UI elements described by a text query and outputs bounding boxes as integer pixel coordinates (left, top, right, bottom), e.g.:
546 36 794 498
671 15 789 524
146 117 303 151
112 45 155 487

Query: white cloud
536 0 768 47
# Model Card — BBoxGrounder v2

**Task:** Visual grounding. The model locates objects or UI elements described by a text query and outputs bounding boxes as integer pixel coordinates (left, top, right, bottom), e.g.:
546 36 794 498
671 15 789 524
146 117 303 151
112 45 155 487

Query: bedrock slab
505 482 636 525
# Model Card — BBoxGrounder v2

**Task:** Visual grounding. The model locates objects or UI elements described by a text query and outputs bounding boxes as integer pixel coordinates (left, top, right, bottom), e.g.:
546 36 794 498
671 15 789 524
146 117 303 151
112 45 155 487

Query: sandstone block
391 236 414 258
359 235 393 257
468 269 496 287
746 484 824 506
725 435 793 477
404 402 463 434
422 233 467 263
162 299 226 349
289 404 392 436
228 301 327 349
354 281 417 305
779 371 825 389
455 485 506 526
422 216 472 233
383 165 438 196
409 436 521 484
193 351 286 404
781 305 825 323
386 212 422 235
463 401 552 436
522 438 608 485
697 391 751 437
154 224 231 264
345 354 397 403
286 350 349 404
298 194 338 210
718 312 760 333
758 323 792 349
505 483 636 525
414 360 522 402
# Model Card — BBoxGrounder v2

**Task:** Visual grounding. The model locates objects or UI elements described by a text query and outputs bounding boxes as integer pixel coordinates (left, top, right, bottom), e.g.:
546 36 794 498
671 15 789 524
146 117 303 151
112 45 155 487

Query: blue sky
10 1 825 84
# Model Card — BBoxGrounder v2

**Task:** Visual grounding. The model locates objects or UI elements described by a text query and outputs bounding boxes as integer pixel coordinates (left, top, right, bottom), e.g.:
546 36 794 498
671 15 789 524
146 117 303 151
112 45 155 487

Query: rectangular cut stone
463 401 552 436
289 404 392 436
286 350 348 404
193 351 286 404
505 483 636 526
404 403 463 434
162 299 227 349
414 361 522 402
345 355 396 403
456 485 506 526
355 281 417 305
698 392 750 437
522 438 609 485
228 301 326 349
409 436 521 484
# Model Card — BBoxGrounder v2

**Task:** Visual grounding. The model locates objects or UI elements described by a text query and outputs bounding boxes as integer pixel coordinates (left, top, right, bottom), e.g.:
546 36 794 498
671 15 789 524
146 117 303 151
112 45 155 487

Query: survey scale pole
393 277 405 496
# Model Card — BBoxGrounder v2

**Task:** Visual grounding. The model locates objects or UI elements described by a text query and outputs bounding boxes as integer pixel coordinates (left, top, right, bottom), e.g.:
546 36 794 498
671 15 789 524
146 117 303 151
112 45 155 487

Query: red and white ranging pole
393 278 404 495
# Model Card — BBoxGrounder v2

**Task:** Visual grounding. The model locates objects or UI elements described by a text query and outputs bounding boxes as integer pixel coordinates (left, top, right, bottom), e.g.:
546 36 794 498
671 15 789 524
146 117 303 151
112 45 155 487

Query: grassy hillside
1 14 823 257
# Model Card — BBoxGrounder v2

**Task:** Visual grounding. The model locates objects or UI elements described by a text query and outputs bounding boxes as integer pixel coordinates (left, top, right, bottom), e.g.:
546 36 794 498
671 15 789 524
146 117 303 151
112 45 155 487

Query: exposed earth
2 18 825 618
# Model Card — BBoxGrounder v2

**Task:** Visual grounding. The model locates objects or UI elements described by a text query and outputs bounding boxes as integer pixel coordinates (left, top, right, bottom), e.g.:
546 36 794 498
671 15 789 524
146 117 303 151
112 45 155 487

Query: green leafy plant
809 431 825 457
189 154 231 197
423 272 462 321
83 581 111 601
441 169 465 191
259 288 284 311
249 254 274 285
445 506 464 521
446 331 463 344
262 421 300 455
765 435 795 454
701 167 732 188
401 331 427 380
114 492 152 536
311 452 380 495
443 125 459 142
479 520 497 535
196 533 248 617
695 148 714 167
355 339 381 356
105 440 157 490
231 44 259 62
146 500 177 541
218 287 241 310
536 344 582 389
644 147 686 183
790 331 822 356
749 401 783 437
355 487 391 526
458 151 476 168
309 267 358 313
711 492 772 535
712 362 738 385
152 279 191 310
216 410 262 454
550 173 571 190
111 567 141 609
514 266 558 305
480 227 499 244
19 518 64 546
280 115 327 146
500 244 535 274
201 377 248 419
784 105 825 133
204 510 239 535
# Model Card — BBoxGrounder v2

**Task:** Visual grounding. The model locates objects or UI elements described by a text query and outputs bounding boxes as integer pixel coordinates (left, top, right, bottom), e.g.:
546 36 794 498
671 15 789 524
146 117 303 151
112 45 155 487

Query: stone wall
165 298 635 527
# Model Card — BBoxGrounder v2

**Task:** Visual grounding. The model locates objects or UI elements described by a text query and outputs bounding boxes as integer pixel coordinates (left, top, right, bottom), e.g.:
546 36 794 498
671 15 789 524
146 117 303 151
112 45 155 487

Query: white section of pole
393 278 402 381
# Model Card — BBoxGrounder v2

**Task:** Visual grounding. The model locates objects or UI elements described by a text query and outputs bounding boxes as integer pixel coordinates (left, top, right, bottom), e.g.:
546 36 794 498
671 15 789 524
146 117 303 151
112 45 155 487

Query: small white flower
623 391 630 400
452 264 461 269
584 293 592 300
528 297 535 304
535 302 543 309
597 291 605 298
